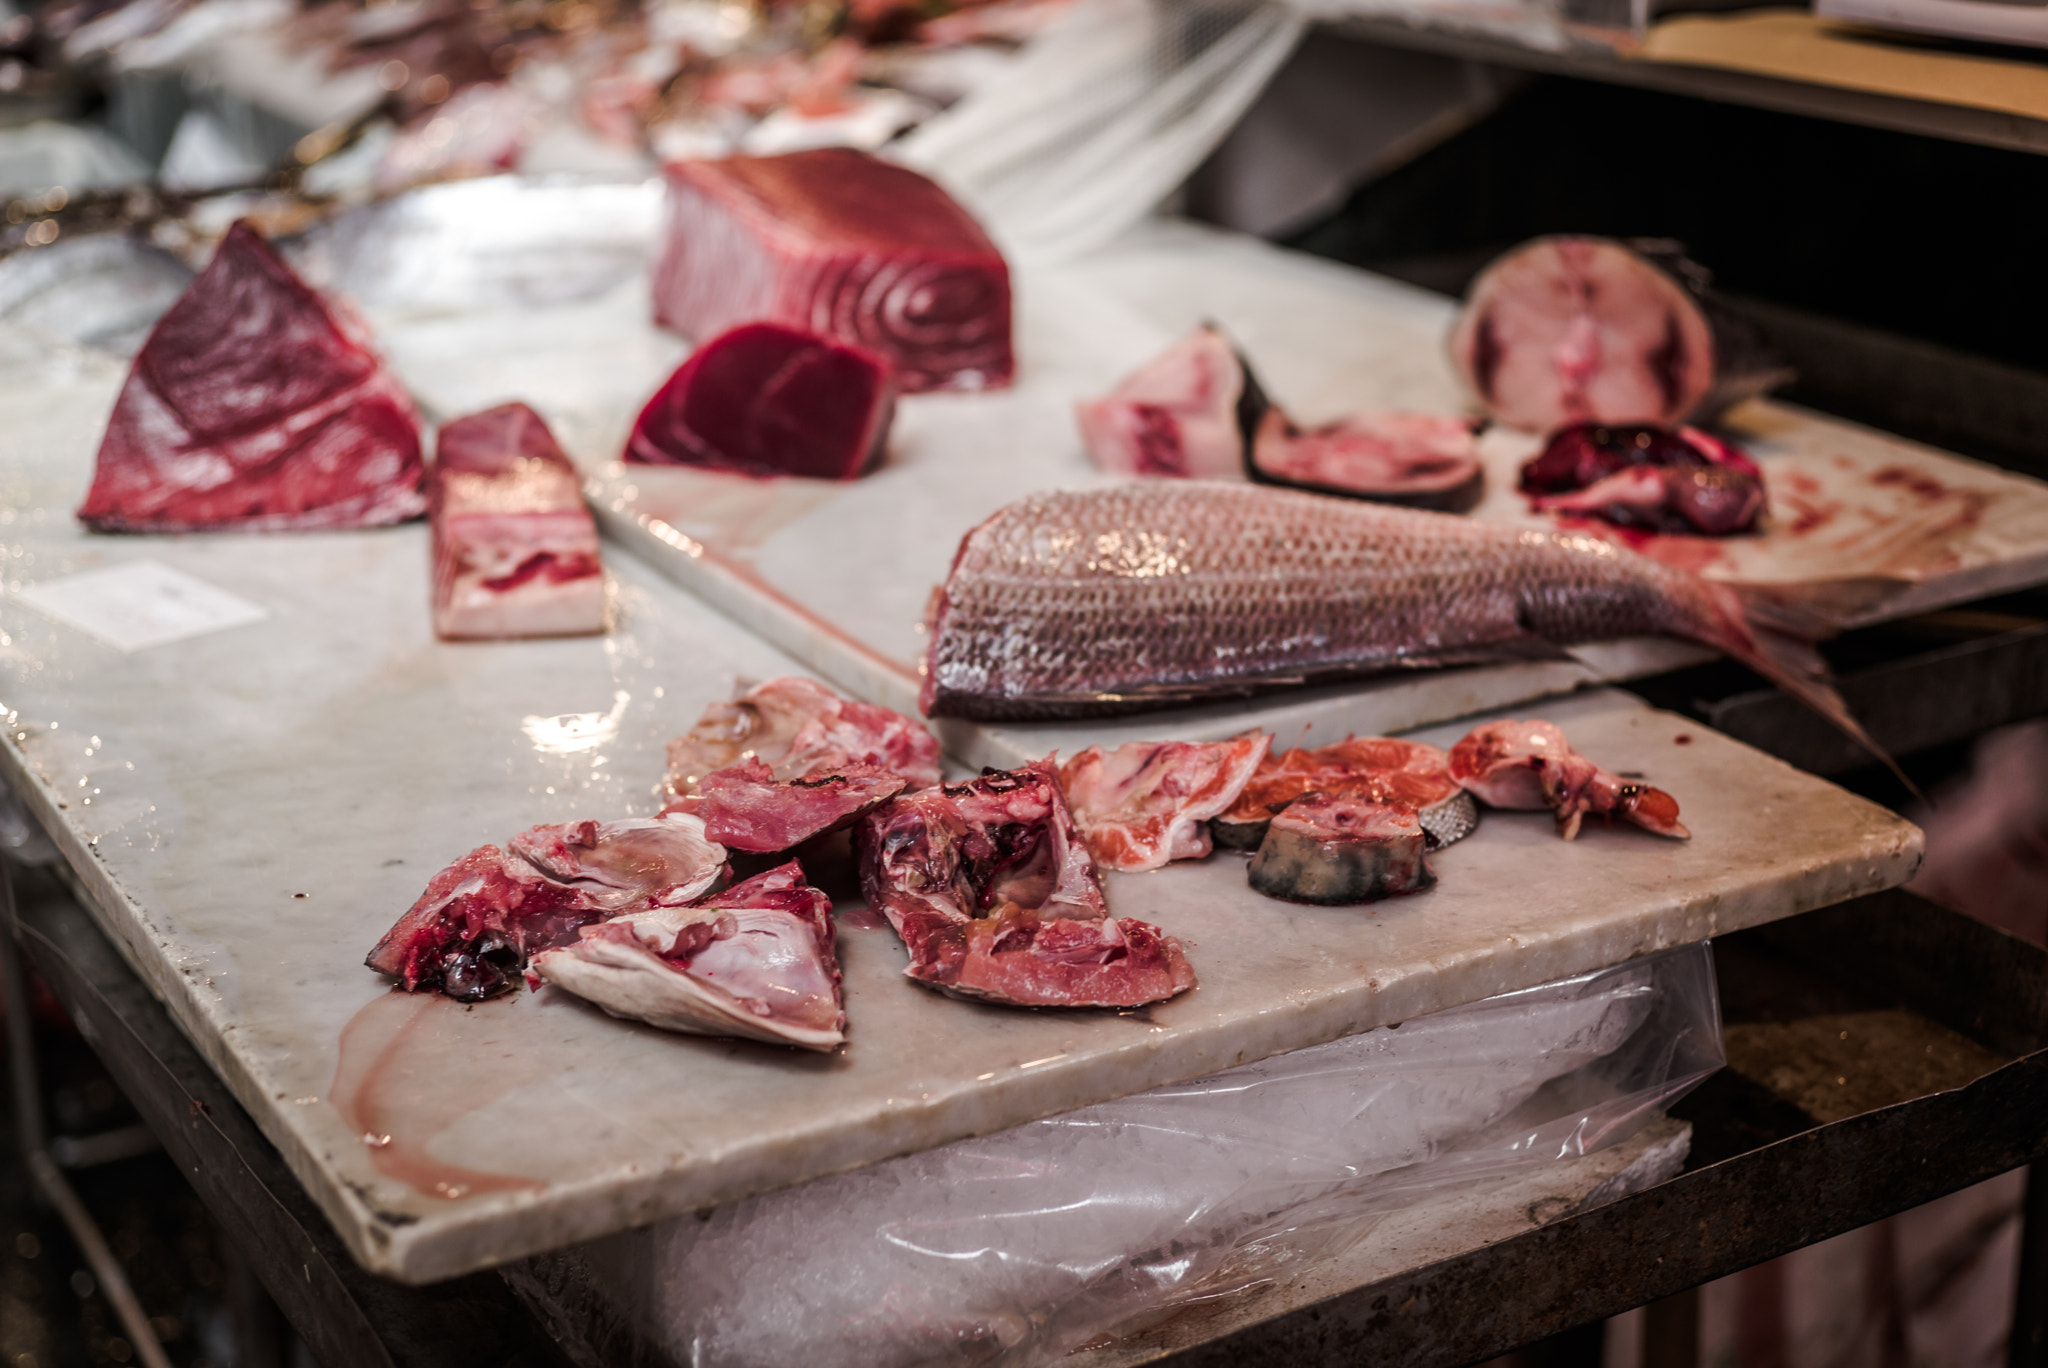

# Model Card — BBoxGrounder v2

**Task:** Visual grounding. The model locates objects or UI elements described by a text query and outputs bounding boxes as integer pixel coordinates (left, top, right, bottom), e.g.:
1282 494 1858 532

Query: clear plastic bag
524 945 1721 1368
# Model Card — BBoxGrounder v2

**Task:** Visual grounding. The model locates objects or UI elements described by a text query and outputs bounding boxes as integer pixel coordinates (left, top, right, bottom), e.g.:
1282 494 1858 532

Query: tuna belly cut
627 322 895 479
1248 796 1435 905
76 220 424 533
431 402 605 639
651 148 1012 393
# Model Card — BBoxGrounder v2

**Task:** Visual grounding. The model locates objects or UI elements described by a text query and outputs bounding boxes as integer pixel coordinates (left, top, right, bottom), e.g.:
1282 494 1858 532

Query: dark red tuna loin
431 402 605 639
1521 422 1765 536
1248 409 1485 513
1449 236 1791 433
855 760 1197 1008
1247 795 1434 905
77 220 425 533
626 322 896 479
693 756 907 853
652 148 1013 394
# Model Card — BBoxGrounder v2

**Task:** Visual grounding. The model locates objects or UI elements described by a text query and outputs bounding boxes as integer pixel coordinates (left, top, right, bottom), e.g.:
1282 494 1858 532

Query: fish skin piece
1448 718 1688 841
1247 796 1435 905
76 220 426 533
430 402 606 640
651 148 1012 394
691 755 907 854
856 760 1197 1009
665 676 943 803
626 322 897 480
1057 732 1270 872
1214 736 1477 853
1076 324 1256 480
531 860 847 1051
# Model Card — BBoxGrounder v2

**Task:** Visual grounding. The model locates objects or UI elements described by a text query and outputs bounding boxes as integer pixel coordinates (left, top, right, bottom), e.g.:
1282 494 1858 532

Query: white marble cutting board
2 340 1916 1284
392 219 2048 753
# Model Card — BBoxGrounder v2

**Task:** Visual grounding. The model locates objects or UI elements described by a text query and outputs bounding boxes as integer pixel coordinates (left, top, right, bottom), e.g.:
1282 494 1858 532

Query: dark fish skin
920 482 1877 767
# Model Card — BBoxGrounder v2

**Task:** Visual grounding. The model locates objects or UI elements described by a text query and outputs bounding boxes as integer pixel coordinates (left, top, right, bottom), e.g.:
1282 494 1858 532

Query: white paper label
12 560 268 652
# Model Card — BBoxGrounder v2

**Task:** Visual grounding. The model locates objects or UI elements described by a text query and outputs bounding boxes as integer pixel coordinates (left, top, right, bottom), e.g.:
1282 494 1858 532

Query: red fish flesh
666 676 942 803
430 402 605 640
1247 796 1434 905
530 861 846 1051
692 757 907 854
1078 325 1483 509
855 761 1196 1008
1449 237 1789 433
920 481 1885 772
651 149 1013 394
625 322 896 480
1448 719 1688 841
1213 736 1477 853
365 813 728 1001
1056 733 1269 872
1520 422 1765 536
1076 325 1255 480
76 220 425 533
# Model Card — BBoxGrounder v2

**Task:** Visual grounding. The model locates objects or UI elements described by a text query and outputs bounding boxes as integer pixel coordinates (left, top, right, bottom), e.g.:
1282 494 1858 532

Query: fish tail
1704 582 1923 802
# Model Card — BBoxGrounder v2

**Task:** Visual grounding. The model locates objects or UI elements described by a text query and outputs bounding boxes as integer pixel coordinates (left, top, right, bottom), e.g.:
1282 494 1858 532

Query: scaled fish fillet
921 481 1885 772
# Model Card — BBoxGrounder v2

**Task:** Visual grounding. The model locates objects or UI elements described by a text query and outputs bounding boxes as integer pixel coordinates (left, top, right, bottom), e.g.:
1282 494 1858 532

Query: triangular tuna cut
77 220 425 533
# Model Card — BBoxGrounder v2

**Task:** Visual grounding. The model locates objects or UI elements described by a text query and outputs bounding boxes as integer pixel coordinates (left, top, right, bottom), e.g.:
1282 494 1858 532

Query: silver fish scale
925 482 1732 719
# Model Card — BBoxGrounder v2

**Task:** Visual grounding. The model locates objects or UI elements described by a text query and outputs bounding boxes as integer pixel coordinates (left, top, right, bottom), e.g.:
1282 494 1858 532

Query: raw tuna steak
531 861 846 1051
626 322 896 479
1449 237 1790 433
1076 325 1257 480
665 676 941 805
920 482 1888 778
365 813 729 1001
431 402 605 640
77 220 425 533
652 148 1012 393
1247 796 1434 905
1520 422 1765 536
855 761 1196 1008
1449 719 1687 841
1057 733 1269 872
1250 409 1484 513
1213 737 1477 853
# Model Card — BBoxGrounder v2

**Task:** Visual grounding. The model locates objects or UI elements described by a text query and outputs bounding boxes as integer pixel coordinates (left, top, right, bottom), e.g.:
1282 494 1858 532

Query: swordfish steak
77 221 424 533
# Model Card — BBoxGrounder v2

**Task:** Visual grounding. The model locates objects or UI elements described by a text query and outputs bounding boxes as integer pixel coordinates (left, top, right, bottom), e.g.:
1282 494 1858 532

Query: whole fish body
921 482 1875 761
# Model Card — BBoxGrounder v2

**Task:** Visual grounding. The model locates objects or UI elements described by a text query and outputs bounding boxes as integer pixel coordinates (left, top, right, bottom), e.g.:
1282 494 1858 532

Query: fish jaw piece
690 756 907 853
651 149 1012 394
1451 237 1720 432
1248 796 1434 905
507 813 730 910
919 481 1764 721
76 220 425 533
1249 409 1485 513
1057 732 1270 872
626 322 896 479
532 861 846 1050
1076 325 1259 480
665 676 942 803
1215 736 1477 853
1448 719 1688 840
365 846 599 1001
431 403 605 640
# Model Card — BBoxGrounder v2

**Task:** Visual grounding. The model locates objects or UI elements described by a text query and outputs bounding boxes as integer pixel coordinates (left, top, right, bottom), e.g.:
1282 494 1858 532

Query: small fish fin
1719 584 1924 803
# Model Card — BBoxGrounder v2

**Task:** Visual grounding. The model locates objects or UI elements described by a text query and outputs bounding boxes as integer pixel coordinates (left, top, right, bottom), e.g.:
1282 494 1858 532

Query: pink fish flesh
1521 422 1765 536
920 481 1882 770
365 813 729 1000
1057 732 1269 872
1247 795 1434 905
1449 237 1789 433
626 322 896 480
1250 408 1485 514
1448 719 1688 840
855 761 1197 1008
1213 736 1477 852
666 676 941 802
691 756 907 854
77 220 425 533
430 402 605 640
531 861 847 1051
651 149 1012 394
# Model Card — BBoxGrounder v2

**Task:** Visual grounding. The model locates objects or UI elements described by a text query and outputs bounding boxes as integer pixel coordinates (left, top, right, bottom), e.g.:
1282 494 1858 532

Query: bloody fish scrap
626 322 897 480
1448 719 1689 841
1056 733 1270 872
530 860 847 1052
652 148 1013 394
856 761 1196 1008
1521 422 1765 537
1212 736 1478 853
1247 795 1435 905
76 220 426 533
430 402 606 640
